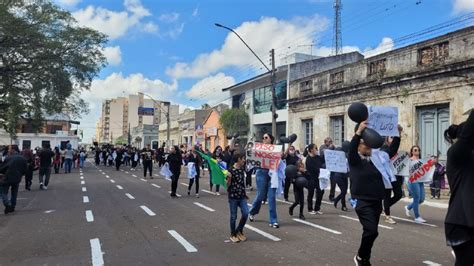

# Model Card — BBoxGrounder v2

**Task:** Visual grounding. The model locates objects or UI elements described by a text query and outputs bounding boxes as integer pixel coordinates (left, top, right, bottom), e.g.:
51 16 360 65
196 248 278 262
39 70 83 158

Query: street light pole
215 23 277 138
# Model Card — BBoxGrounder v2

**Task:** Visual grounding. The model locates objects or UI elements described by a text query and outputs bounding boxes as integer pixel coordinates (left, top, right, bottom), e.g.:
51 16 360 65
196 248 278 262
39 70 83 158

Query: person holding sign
304 144 324 215
249 133 280 228
404 145 427 223
444 111 474 265
348 121 385 266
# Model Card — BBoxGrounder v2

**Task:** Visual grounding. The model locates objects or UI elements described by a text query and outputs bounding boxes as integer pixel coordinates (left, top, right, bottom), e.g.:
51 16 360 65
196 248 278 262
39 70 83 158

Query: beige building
288 26 474 161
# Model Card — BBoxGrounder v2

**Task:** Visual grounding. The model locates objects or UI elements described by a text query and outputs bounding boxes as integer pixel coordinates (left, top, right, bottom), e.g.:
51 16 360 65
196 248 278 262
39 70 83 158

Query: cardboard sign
368 106 399 137
391 151 410 176
246 142 282 171
324 150 348 173
408 159 435 183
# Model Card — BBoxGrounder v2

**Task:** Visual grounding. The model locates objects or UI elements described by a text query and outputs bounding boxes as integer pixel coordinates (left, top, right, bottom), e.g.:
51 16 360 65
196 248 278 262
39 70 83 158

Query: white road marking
276 199 291 205
101 172 105 175
44 210 55 213
154 174 159 177
132 174 137 177
391 216 437 227
167 230 198 252
181 183 189 187
82 187 87 192
401 198 448 209
81 180 85 185
201 189 217 195
83 196 89 203
152 184 161 188
321 200 333 205
90 238 104 266
120 169 124 172
193 202 215 212
140 205 156 216
125 193 135 199
339 215 393 230
292 218 342 235
140 178 147 182
105 175 110 178
125 171 129 174
244 224 281 241
110 179 115 183
80 176 84 180
80 173 83 175
116 185 123 190
85 210 94 222
423 261 441 266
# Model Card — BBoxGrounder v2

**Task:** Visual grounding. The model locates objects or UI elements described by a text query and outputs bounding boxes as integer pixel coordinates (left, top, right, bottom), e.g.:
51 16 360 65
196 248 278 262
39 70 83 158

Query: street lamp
214 23 277 137
140 92 171 148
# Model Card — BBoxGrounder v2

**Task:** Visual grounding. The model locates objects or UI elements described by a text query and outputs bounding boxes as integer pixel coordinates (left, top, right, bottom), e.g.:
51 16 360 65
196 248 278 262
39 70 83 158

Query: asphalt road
0 161 454 266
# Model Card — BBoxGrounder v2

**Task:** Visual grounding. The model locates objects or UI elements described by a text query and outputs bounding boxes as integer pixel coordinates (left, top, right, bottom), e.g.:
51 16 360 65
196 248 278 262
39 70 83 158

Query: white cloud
165 23 185 39
102 46 122 66
186 73 235 104
142 22 158 33
56 0 82 7
159 12 180 23
192 6 199 17
453 0 474 13
166 15 329 79
364 37 394 57
72 0 154 40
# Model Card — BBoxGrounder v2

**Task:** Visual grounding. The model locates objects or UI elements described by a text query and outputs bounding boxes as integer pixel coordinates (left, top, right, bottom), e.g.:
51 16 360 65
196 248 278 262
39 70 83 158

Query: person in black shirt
141 144 154 179
289 160 308 220
0 147 26 214
167 145 182 197
304 144 324 215
38 145 55 190
283 145 299 201
187 149 201 198
20 147 34 191
115 147 123 171
381 126 402 224
333 147 350 212
227 152 249 243
444 110 474 265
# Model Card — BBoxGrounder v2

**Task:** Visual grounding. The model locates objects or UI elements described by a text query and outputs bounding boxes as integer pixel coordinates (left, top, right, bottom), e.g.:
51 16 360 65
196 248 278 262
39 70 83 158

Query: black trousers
329 173 336 200
284 176 292 200
188 168 200 193
143 161 152 177
25 165 34 190
245 169 253 187
453 240 474 266
355 199 382 260
290 185 304 215
131 160 138 168
307 178 324 212
171 174 180 195
383 175 403 216
334 176 348 208
115 160 121 171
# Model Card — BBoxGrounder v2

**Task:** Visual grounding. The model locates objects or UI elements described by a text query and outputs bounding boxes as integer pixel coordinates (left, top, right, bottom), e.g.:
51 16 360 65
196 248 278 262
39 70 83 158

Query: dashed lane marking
140 178 147 182
181 183 189 187
292 218 342 235
152 184 161 188
244 224 281 241
90 238 104 266
81 181 85 185
140 205 156 216
201 189 217 195
339 215 393 230
391 215 437 227
125 193 135 199
193 202 215 212
168 230 198 253
82 187 87 192
85 210 94 222
116 185 123 190
83 196 89 203
110 180 115 183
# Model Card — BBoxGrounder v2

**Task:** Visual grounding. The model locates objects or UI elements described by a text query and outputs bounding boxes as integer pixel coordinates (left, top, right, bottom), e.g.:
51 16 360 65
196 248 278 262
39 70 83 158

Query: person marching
304 144 324 215
404 145 427 223
319 137 336 201
187 149 201 198
227 152 249 243
283 145 299 202
289 160 308 220
53 147 61 174
429 155 445 199
167 145 182 198
210 146 223 195
0 147 27 214
333 146 350 212
349 121 385 266
444 110 474 265
141 144 154 179
249 133 279 228
20 146 34 191
115 147 123 171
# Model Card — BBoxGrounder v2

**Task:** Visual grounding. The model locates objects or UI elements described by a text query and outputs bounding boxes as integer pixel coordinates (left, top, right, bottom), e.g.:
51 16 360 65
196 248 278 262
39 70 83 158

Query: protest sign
246 142 282 171
408 159 435 183
324 150 348 173
368 106 399 137
391 151 410 176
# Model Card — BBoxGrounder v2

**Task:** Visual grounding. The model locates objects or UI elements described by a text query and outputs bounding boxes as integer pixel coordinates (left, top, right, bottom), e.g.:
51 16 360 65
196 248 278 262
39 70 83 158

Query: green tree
115 136 127 145
219 108 249 137
0 0 107 138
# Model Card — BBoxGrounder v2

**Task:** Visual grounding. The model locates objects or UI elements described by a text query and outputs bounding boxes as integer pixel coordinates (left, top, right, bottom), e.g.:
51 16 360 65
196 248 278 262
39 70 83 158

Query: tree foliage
115 136 127 145
219 108 249 136
0 0 107 137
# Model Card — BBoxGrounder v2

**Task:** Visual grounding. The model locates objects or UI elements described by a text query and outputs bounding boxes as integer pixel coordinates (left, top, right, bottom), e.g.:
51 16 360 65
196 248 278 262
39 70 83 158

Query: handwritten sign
324 150 348 173
246 142 282 170
368 106 399 137
391 151 409 176
408 159 435 183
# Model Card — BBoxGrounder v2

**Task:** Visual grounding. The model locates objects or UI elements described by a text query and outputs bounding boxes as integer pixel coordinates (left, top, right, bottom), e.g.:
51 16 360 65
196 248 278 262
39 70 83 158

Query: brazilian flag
197 151 228 189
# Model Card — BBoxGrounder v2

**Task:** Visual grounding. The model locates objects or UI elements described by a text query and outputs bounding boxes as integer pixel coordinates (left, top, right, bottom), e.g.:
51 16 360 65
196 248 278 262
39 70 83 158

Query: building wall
203 110 228 152
158 121 180 147
108 97 127 143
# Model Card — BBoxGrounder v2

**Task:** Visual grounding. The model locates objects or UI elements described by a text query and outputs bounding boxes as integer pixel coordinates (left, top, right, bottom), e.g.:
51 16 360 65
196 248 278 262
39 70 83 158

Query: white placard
368 106 399 137
324 150 348 173
391 151 410 176
246 142 282 171
408 159 435 183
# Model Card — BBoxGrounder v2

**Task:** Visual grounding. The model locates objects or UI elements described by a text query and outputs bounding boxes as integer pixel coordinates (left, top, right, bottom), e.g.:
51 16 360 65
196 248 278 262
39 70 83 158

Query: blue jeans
0 183 19 208
65 158 73 173
80 157 85 168
407 182 425 218
229 198 249 236
250 169 278 224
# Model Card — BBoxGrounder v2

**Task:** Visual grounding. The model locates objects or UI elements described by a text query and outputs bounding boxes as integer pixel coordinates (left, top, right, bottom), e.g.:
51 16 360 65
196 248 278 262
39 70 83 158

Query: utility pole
166 102 170 147
270 49 277 138
332 0 342 55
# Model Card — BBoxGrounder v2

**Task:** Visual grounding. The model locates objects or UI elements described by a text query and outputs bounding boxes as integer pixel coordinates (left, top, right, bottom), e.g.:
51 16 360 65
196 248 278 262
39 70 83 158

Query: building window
232 93 245 109
418 41 449 66
22 140 31 149
41 140 51 148
302 119 313 147
367 59 386 76
329 71 344 85
299 80 313 97
253 80 287 114
330 116 344 146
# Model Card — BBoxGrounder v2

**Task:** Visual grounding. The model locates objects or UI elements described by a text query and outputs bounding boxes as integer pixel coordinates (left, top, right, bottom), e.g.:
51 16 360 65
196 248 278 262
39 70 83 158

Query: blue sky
54 0 474 141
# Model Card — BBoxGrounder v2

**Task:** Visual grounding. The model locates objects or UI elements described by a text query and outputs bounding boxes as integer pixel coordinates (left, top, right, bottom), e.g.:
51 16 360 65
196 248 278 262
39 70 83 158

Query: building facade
288 26 474 161
202 104 229 152
178 109 211 146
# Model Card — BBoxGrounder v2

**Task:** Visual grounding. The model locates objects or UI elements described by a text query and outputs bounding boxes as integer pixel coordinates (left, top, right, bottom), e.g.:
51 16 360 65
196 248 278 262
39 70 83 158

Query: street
0 162 453 266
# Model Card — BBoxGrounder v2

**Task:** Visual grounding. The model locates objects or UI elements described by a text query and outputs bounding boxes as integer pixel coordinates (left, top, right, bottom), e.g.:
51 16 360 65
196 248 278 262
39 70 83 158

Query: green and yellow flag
197 151 228 189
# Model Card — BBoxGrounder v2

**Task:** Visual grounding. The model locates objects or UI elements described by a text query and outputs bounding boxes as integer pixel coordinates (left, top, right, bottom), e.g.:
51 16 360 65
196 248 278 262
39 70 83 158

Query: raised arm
348 121 367 166
448 111 474 164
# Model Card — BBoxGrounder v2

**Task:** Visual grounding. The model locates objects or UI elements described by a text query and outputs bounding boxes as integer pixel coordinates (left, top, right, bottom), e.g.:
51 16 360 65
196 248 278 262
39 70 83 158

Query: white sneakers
414 217 427 223
385 216 397 224
405 206 412 217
